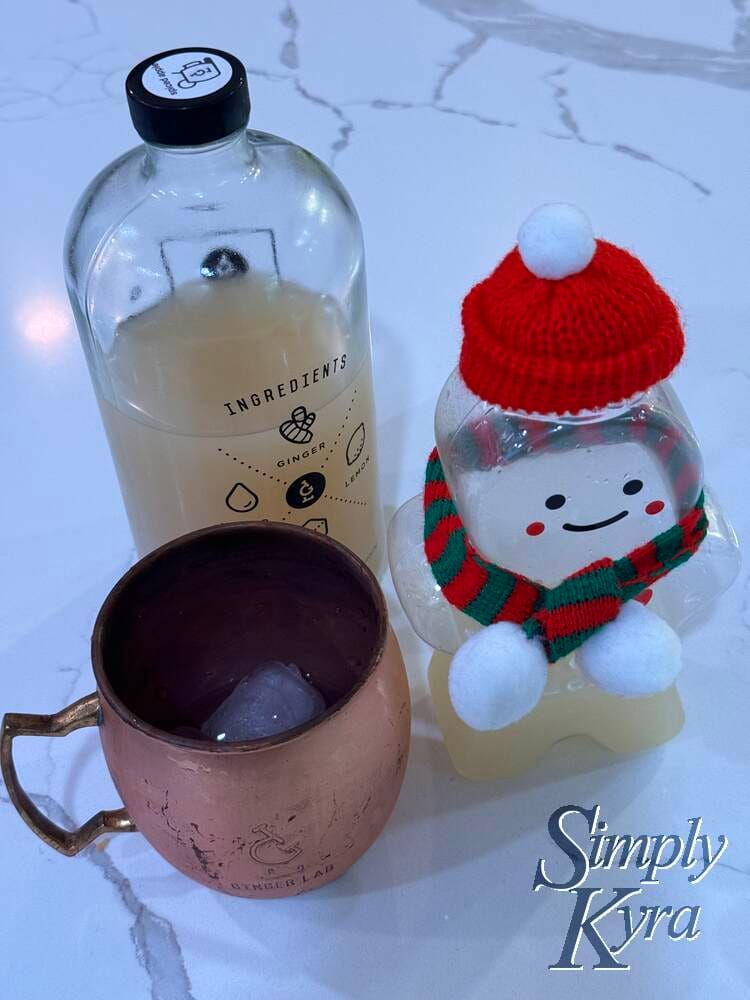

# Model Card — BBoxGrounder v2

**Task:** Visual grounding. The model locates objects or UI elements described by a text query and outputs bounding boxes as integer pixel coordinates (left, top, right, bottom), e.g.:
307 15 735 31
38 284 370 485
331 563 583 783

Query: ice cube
202 661 326 742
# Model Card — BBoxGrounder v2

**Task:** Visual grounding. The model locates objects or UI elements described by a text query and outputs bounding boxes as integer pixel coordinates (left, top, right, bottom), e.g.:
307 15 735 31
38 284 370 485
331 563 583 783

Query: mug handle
1 692 136 856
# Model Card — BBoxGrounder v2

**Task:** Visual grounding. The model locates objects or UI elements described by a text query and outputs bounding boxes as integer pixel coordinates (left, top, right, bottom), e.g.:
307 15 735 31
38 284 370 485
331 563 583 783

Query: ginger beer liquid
99 273 381 567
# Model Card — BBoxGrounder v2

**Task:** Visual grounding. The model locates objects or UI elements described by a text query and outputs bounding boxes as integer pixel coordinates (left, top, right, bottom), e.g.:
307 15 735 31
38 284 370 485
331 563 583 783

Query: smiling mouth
562 510 629 532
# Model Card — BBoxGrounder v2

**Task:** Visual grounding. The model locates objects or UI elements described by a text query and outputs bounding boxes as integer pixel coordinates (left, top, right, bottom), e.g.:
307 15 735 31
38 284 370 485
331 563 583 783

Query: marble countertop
1 1 749 997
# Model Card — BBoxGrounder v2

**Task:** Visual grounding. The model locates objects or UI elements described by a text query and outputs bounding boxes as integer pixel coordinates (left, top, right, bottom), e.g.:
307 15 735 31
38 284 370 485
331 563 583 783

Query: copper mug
1 522 410 898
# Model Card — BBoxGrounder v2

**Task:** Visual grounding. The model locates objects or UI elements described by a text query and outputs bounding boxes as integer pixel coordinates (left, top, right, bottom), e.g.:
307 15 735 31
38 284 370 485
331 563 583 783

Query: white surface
1 2 748 997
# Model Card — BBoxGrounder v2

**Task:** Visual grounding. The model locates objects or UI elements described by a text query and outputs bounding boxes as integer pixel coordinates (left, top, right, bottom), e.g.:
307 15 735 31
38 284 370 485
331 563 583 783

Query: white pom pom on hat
448 622 548 731
517 203 596 280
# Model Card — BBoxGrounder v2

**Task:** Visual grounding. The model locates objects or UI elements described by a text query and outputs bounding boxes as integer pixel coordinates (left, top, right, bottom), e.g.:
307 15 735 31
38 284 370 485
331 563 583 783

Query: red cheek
645 500 665 515
526 521 545 536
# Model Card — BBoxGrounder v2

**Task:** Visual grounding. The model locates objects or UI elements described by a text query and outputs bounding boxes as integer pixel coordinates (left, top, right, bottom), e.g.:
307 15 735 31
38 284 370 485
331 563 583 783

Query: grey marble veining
422 0 750 89
34 795 197 1000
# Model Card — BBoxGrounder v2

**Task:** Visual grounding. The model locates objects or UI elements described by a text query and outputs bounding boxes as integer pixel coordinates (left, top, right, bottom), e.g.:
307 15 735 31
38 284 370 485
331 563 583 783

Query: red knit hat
459 204 684 415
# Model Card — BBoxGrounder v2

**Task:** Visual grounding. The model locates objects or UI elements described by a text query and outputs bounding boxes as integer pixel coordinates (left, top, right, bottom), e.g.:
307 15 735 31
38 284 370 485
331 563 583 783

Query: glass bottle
65 48 382 570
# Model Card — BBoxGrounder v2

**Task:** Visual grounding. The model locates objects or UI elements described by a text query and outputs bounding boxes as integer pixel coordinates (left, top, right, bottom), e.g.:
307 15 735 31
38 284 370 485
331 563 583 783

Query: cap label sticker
142 52 233 100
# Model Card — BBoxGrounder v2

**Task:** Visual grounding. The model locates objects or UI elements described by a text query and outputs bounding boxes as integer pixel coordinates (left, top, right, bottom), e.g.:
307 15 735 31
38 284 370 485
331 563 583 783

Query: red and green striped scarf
424 448 708 663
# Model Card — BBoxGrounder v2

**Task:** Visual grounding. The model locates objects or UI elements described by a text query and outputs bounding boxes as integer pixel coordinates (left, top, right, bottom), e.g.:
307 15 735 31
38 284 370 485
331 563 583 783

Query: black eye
623 479 643 496
545 493 566 510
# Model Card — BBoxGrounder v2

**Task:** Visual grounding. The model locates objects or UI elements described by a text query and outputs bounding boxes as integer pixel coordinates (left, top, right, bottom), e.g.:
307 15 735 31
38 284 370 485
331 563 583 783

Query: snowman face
455 441 679 586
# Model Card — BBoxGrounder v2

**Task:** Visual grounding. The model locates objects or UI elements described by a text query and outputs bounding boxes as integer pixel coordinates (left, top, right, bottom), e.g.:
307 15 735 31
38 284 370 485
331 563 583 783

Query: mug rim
91 520 388 754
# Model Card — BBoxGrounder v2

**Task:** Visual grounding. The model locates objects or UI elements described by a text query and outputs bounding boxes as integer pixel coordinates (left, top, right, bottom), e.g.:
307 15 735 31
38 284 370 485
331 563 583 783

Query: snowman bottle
388 205 740 778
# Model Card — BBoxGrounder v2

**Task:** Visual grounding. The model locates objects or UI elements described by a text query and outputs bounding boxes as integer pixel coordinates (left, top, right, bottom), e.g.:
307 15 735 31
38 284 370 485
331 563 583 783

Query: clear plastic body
389 368 740 777
65 128 382 570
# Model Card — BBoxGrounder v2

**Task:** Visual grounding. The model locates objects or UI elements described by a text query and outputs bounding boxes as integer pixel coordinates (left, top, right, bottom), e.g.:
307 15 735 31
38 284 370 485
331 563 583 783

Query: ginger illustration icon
280 406 316 445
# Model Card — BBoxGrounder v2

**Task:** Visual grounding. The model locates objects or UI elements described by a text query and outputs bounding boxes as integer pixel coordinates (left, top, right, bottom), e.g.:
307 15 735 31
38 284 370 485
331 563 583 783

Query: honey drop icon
225 482 259 513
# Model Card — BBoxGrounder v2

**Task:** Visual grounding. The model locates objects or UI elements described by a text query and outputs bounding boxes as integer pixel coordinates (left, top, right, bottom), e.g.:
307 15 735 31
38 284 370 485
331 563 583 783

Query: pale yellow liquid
97 274 382 568
429 651 684 780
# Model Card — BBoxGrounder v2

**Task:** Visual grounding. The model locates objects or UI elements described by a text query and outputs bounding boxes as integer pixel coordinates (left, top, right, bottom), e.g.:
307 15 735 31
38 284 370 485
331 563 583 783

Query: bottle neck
143 127 252 187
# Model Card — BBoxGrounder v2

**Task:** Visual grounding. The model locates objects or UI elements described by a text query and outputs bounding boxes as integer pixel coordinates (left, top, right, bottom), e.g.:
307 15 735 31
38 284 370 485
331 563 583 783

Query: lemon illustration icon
346 422 366 466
